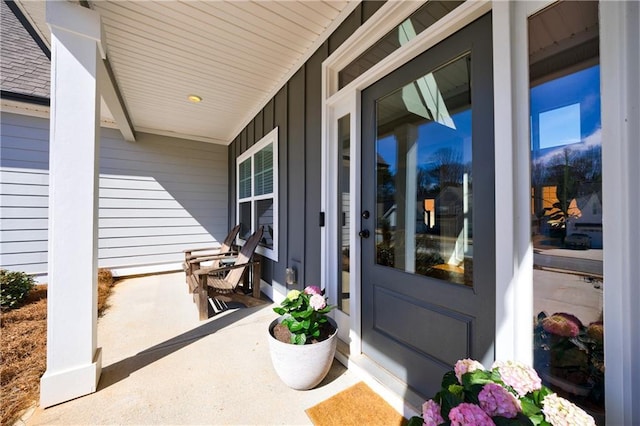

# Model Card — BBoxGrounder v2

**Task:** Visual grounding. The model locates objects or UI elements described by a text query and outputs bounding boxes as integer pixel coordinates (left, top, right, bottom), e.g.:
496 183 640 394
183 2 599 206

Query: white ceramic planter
268 316 338 390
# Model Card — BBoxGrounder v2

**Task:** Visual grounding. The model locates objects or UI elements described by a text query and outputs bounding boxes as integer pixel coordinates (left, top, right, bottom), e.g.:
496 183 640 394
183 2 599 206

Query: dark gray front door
361 13 495 399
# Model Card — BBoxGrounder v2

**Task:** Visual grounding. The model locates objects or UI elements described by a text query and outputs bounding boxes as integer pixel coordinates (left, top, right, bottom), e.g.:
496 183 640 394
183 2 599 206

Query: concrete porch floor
26 272 365 425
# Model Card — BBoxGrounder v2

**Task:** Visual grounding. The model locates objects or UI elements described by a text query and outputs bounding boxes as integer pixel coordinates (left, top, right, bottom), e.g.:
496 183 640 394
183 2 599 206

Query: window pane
239 158 252 199
375 54 472 287
337 114 351 314
255 144 273 196
239 202 252 239
338 1 463 89
256 199 274 249
529 2 604 422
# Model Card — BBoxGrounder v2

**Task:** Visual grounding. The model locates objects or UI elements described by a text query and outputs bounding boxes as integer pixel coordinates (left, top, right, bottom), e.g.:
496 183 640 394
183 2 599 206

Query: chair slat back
224 227 264 287
213 224 241 268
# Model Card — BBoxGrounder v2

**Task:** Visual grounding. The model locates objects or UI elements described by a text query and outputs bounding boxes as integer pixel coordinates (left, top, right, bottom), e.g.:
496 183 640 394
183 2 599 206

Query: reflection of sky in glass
377 109 472 173
539 103 581 149
531 65 601 156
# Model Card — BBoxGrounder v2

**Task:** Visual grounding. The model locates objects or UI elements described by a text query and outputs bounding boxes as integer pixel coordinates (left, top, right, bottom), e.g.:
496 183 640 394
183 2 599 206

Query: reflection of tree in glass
532 144 602 243
429 147 464 185
377 161 395 210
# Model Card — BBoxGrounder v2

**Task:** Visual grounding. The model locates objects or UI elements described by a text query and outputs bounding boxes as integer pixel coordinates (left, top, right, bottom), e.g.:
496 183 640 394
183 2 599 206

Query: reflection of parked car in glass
565 233 591 249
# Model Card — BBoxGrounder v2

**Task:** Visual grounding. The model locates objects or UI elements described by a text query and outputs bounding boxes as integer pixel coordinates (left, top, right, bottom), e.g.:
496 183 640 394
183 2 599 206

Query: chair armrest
183 246 221 254
186 251 237 263
194 260 260 276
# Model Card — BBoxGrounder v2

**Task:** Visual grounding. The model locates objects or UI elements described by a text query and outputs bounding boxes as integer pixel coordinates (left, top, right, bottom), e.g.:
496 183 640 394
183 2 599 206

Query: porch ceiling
14 0 355 145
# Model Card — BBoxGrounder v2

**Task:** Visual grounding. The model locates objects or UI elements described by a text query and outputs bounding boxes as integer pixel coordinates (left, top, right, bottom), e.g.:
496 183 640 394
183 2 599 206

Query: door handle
359 229 370 239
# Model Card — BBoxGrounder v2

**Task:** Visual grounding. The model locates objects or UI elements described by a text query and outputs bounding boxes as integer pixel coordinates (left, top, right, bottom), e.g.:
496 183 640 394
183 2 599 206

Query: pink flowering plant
534 311 604 404
408 358 595 426
272 286 335 345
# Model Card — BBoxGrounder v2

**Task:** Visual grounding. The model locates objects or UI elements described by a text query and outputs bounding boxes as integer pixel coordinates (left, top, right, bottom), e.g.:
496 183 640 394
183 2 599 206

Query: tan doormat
305 381 408 426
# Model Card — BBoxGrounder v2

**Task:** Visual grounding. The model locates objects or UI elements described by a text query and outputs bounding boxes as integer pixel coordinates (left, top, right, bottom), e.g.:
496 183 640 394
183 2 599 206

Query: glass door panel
337 114 351 315
529 2 604 422
375 54 473 287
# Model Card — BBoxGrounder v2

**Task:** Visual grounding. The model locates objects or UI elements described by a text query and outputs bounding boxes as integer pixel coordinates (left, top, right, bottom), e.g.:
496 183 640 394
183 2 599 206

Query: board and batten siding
228 1 385 295
1 111 228 280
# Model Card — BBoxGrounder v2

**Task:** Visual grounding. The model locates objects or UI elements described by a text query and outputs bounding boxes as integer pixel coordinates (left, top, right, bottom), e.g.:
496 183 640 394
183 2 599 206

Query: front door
360 13 495 399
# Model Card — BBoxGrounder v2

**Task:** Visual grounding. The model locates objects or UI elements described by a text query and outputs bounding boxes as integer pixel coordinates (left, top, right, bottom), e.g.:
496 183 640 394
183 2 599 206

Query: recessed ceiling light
188 94 202 103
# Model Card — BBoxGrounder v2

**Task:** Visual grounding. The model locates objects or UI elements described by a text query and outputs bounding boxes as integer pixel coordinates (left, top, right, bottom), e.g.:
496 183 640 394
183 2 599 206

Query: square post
40 2 105 408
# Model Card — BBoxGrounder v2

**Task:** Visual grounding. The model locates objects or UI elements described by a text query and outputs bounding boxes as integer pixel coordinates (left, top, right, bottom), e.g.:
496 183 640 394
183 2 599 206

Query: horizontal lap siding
0 114 50 275
0 112 228 278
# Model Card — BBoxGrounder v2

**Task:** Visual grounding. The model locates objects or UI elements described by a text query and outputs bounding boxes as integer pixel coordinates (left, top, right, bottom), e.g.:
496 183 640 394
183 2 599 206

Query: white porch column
40 2 105 408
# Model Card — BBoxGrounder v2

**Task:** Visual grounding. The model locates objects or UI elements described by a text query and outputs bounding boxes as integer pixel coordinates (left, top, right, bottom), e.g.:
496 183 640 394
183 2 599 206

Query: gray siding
1 112 228 278
228 2 382 291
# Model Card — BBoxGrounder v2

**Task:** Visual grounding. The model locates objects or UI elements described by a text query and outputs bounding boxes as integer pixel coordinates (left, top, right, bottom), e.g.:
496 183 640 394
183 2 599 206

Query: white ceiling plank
300 1 344 21
255 1 328 35
97 1 300 65
14 0 355 144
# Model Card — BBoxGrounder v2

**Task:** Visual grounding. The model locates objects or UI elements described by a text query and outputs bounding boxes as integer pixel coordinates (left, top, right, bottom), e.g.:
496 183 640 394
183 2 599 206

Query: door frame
321 0 492 364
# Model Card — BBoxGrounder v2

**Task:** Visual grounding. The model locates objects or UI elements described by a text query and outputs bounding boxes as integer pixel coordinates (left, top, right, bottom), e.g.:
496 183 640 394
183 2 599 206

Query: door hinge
319 212 325 227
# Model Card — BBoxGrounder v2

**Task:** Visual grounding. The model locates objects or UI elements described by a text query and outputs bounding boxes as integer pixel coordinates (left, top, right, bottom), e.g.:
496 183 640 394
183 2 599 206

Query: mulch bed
0 270 115 426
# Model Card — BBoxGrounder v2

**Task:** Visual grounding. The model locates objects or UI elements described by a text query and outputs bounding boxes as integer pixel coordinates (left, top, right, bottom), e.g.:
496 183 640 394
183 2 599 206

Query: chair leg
197 276 209 321
252 260 261 299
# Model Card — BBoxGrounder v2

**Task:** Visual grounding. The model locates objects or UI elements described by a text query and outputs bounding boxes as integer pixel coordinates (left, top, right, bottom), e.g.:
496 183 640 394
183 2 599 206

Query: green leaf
520 397 542 417
466 384 484 404
493 416 526 426
289 320 304 332
441 371 458 388
292 333 307 345
440 391 463 418
463 370 494 387
447 384 464 398
407 416 424 426
273 307 285 315
528 413 546 425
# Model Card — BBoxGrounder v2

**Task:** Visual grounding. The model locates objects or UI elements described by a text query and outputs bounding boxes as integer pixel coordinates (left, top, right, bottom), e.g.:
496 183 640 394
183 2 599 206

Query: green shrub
0 269 35 310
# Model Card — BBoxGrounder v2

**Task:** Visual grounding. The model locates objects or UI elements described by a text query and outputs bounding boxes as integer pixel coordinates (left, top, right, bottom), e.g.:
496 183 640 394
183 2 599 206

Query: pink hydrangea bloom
422 400 444 426
478 383 521 418
449 403 495 426
309 294 326 310
304 285 322 296
491 360 542 397
454 359 485 383
542 393 595 426
541 314 580 337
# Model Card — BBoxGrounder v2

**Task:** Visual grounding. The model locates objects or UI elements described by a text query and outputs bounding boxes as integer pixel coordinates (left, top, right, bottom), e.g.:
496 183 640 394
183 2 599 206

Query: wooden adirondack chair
193 227 264 320
183 224 241 293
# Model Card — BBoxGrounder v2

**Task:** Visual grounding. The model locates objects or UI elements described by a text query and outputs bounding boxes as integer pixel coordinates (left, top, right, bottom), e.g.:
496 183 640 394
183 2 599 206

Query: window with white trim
236 127 278 261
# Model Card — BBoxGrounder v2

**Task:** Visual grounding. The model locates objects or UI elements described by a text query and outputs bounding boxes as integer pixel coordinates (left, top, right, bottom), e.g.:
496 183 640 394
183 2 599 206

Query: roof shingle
1 0 50 99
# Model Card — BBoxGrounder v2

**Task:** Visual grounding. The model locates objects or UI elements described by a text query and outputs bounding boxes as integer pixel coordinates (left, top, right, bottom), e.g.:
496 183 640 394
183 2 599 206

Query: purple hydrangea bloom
422 400 444 426
478 382 521 418
449 403 495 426
304 285 322 296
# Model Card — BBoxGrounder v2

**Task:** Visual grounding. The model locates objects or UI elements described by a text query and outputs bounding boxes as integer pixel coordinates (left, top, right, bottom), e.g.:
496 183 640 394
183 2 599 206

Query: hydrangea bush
272 286 335 345
408 359 595 426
